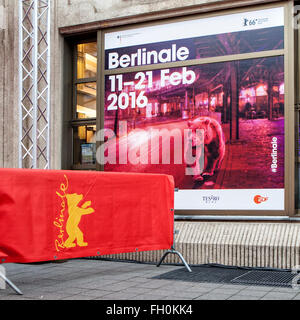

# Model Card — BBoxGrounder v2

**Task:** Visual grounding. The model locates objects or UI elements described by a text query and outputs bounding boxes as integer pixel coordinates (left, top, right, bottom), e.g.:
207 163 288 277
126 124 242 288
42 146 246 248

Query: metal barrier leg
172 250 192 273
157 203 192 273
157 248 192 273
157 251 171 267
0 272 23 295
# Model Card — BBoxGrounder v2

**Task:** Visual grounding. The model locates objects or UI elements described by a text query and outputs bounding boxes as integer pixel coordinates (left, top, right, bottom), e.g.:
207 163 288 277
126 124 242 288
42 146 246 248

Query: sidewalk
1 259 300 300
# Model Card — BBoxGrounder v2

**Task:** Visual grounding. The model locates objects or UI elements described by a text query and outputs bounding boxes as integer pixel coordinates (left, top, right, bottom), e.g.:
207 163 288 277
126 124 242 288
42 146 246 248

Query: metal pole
32 0 38 169
18 0 23 168
157 207 192 273
0 272 23 295
19 0 50 169
46 0 51 169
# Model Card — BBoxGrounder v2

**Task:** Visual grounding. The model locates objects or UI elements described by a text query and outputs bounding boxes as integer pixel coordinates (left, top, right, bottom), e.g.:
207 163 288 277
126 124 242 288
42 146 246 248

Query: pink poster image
104 58 284 189
103 7 285 210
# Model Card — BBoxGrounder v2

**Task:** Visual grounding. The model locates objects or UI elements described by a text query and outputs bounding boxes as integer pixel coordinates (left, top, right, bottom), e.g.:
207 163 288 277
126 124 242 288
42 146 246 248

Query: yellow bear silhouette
64 193 94 248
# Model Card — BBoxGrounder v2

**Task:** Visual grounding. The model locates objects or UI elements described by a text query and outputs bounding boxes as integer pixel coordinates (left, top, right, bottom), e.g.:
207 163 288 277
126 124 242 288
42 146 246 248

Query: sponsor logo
254 195 268 204
54 175 95 252
202 195 220 204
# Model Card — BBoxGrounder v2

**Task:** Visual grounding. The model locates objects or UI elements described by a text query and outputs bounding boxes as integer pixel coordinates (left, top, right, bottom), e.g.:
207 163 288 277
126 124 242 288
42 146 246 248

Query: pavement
1 258 300 301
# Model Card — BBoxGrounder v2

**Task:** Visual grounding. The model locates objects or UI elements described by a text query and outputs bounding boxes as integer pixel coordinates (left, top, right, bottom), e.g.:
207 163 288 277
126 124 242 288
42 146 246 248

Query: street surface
0 259 299 300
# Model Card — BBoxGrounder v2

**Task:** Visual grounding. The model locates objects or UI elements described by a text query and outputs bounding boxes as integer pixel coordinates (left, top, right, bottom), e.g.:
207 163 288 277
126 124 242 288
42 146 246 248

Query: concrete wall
101 221 300 269
50 1 64 170
57 0 231 28
0 0 19 169
56 0 282 28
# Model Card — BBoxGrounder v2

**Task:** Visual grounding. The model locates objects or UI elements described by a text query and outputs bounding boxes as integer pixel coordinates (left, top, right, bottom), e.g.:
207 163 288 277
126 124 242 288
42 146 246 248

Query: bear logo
186 116 225 183
64 193 95 248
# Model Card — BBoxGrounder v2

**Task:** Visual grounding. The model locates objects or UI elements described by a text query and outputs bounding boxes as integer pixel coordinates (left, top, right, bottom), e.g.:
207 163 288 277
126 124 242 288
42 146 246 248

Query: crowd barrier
0 169 190 294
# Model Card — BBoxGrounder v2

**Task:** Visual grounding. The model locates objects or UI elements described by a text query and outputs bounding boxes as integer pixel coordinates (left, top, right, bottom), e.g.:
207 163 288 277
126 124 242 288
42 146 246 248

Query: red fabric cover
0 169 174 263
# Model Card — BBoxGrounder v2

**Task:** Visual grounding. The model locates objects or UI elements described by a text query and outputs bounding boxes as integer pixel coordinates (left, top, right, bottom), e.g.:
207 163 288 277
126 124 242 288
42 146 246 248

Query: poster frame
96 1 295 216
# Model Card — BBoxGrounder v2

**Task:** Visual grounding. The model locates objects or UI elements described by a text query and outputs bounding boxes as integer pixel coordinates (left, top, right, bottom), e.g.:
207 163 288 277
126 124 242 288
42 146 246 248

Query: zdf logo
254 195 268 204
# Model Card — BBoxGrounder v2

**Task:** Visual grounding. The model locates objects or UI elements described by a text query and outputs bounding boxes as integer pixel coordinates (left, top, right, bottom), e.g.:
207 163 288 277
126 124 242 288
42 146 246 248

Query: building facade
1 0 300 268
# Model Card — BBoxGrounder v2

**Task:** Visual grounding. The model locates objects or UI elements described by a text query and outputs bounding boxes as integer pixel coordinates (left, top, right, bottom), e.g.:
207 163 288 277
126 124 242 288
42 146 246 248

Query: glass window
72 40 97 168
77 43 97 79
76 82 97 119
73 125 96 166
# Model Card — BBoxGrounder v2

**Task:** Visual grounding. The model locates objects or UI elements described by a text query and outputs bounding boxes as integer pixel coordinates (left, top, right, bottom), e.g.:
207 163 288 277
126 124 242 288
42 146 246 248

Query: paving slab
231 289 269 298
228 295 260 300
195 293 234 300
260 292 298 300
0 259 299 301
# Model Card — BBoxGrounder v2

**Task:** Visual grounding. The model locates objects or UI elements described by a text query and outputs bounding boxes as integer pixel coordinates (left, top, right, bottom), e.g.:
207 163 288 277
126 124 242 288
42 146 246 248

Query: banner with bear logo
0 169 174 263
103 6 285 211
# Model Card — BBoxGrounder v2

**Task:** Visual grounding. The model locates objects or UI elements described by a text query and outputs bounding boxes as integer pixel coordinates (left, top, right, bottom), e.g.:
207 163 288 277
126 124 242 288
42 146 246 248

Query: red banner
0 169 174 263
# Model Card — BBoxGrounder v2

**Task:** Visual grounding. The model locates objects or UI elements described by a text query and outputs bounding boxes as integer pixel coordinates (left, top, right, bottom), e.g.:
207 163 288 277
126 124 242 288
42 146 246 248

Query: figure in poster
187 116 225 183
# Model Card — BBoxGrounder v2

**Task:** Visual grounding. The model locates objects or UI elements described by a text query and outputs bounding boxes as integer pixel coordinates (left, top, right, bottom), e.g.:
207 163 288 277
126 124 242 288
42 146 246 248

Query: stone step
99 222 300 270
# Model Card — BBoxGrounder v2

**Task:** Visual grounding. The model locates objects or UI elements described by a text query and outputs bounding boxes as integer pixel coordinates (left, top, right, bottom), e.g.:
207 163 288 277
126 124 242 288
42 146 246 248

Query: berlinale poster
103 7 285 210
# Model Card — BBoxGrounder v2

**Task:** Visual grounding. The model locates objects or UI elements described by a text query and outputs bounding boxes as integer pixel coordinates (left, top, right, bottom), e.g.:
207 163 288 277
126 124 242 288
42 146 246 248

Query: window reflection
76 82 96 118
73 125 96 165
77 43 97 79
